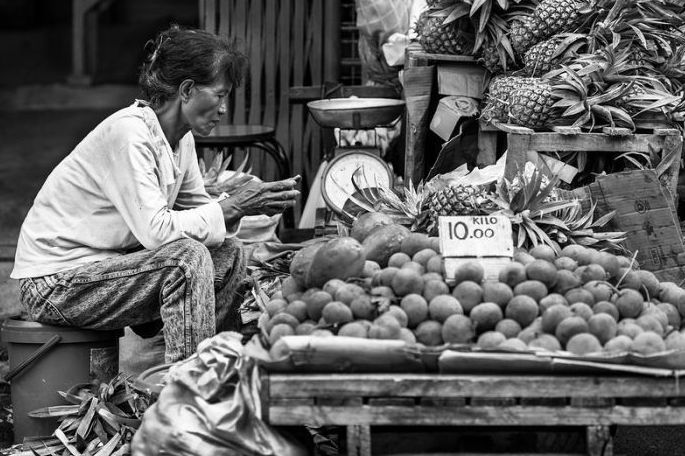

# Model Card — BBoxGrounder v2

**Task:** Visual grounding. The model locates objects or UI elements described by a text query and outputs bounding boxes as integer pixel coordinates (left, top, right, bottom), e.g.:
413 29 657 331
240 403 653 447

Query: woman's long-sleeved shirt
12 101 231 279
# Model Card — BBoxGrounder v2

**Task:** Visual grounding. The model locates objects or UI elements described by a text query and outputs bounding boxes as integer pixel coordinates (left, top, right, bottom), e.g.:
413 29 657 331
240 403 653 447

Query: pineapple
427 184 496 233
509 0 591 55
508 79 556 129
509 17 538 55
523 34 587 77
481 76 538 123
415 9 474 55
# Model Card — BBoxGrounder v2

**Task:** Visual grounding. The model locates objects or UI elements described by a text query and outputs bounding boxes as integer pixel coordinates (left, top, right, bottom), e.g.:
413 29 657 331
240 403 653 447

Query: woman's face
183 78 231 136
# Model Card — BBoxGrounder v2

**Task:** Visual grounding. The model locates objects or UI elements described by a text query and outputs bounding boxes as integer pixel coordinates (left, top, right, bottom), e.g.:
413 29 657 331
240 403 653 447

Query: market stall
6 0 685 455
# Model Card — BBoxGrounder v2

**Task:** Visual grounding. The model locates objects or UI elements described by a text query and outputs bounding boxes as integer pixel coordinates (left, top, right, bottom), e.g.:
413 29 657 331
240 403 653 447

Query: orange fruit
541 304 573 334
560 245 592 265
539 293 568 313
587 313 618 344
295 321 317 335
266 312 300 333
529 244 557 262
338 321 369 338
553 270 581 294
579 264 607 283
350 295 376 320
630 331 666 355
265 298 289 317
594 252 620 279
593 301 619 321
495 318 522 338
635 314 664 337
392 268 425 296
528 334 561 351
413 248 438 267
334 284 366 305
499 338 528 351
423 279 450 303
269 323 295 345
525 259 558 288
426 255 444 274
428 295 463 323
554 256 578 271
377 267 400 287
323 279 347 297
285 300 308 322
453 261 485 284
505 295 539 327
477 331 507 349
388 252 412 268
613 289 644 319
442 314 475 344
470 302 504 333
604 335 633 353
400 294 429 328
566 333 602 355
555 316 589 347
569 302 593 321
322 301 354 324
564 287 595 306
401 261 425 275
385 305 409 327
415 320 444 346
498 262 528 288
399 327 417 344
482 282 514 307
400 233 433 257
513 280 548 303
452 281 484 313
617 320 644 339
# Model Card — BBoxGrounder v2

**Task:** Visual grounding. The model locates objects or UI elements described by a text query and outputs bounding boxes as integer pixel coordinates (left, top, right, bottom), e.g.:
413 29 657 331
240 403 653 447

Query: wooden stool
194 125 291 180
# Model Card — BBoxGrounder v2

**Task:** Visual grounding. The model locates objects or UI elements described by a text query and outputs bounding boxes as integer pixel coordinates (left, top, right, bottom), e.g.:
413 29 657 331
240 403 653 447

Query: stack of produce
261 219 685 358
415 0 685 131
348 167 625 252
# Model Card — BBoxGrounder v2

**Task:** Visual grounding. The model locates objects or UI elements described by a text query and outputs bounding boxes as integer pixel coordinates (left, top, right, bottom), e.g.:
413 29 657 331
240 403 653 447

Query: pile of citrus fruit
263 225 685 358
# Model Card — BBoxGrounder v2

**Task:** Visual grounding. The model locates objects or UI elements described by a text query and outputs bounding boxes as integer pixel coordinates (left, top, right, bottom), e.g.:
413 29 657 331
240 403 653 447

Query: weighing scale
305 97 405 226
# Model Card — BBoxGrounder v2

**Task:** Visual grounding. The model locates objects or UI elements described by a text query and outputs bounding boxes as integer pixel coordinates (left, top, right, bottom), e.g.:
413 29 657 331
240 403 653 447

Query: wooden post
323 0 341 83
68 0 111 86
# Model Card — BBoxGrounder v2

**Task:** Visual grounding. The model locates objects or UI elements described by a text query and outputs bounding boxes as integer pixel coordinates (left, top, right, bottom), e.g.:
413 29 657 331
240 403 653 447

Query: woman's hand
218 175 300 225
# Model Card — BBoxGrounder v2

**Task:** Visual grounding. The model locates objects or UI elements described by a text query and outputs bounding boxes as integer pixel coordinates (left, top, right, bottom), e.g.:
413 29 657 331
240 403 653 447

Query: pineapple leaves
442 4 470 25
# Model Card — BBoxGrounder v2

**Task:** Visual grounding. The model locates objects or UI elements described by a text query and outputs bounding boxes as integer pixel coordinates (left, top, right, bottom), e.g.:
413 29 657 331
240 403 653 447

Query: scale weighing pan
307 98 405 129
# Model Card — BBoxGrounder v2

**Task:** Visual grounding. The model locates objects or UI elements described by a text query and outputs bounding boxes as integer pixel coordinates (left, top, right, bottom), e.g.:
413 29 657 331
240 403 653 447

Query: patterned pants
19 238 247 363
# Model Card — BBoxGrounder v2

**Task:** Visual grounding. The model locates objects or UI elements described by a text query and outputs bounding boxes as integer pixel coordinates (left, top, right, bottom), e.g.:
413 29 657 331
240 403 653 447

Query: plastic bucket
1 319 122 442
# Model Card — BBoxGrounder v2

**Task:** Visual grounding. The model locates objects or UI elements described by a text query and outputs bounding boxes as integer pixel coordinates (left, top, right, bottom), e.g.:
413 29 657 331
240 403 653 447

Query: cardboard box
430 95 478 141
437 63 488 99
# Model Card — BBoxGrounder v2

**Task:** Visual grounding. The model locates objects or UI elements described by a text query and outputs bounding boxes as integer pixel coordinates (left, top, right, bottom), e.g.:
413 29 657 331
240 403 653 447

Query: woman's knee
161 238 213 271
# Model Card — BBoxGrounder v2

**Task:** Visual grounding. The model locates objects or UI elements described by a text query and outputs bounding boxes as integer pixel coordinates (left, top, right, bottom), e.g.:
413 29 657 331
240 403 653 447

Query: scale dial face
321 150 393 216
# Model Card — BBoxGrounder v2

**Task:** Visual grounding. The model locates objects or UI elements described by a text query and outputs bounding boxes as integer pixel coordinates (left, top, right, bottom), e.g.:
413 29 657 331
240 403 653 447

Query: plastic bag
356 0 411 44
131 332 307 456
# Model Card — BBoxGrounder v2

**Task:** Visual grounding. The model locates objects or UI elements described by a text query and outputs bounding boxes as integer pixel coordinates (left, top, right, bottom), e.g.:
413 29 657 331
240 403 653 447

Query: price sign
438 215 514 283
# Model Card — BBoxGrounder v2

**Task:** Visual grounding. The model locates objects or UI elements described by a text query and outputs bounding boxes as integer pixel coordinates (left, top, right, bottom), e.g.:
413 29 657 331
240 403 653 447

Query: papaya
351 212 395 242
289 242 324 288
362 224 411 267
306 237 366 288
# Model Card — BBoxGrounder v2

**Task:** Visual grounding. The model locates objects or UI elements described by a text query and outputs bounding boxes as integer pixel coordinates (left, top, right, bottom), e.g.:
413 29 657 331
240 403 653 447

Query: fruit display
261 225 685 363
414 1 685 131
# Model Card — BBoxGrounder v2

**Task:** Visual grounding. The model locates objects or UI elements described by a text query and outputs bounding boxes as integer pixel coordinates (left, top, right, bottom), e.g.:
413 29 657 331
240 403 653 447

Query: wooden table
263 373 685 456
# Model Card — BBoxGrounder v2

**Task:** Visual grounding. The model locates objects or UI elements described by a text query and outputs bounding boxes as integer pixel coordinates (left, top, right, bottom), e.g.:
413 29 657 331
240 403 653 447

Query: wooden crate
264 373 685 456
491 122 684 200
